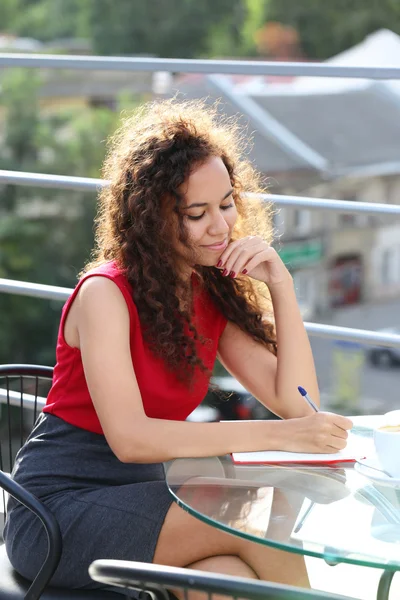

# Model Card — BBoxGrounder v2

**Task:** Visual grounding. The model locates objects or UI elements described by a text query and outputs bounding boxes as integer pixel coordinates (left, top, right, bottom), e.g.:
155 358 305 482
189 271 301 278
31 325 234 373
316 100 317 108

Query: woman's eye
187 203 233 220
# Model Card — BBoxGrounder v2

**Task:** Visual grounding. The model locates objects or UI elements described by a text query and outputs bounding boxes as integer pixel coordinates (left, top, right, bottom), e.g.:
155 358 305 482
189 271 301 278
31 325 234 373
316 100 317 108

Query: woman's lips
202 239 228 251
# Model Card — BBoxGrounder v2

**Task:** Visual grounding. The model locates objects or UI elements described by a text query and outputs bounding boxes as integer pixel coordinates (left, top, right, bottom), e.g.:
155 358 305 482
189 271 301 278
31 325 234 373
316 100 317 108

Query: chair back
89 559 355 600
0 364 53 523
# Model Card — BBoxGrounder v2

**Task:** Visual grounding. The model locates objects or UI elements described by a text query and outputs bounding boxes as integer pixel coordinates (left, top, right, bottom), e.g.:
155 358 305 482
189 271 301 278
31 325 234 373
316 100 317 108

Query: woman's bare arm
76 277 351 463
218 277 319 419
76 277 282 462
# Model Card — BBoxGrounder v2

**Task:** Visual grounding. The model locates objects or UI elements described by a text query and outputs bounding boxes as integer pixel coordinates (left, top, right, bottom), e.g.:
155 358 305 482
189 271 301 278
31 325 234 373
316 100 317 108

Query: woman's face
179 156 238 267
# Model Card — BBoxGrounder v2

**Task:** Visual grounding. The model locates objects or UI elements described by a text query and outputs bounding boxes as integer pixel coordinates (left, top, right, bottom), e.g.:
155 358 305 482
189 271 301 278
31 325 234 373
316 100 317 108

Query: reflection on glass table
168 459 399 569
165 417 400 600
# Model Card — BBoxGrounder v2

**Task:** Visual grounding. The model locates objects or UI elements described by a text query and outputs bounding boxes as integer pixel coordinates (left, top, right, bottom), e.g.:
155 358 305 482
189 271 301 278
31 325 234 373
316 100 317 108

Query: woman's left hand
217 236 291 287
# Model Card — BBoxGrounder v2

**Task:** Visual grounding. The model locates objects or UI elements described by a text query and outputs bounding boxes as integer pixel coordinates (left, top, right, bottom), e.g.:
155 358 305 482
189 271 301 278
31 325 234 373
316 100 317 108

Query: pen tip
298 386 306 396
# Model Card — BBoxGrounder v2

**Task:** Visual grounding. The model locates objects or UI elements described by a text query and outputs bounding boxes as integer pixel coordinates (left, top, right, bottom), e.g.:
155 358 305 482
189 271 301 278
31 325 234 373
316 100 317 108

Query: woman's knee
154 503 241 567
187 555 258 579
169 556 258 600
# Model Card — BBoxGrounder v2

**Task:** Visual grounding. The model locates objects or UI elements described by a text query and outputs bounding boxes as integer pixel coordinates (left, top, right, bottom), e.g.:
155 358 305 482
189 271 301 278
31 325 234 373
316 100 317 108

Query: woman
4 98 352 593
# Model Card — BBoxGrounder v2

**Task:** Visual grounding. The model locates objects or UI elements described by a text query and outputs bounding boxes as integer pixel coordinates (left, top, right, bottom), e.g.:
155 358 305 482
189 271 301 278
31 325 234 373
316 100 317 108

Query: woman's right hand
278 412 353 454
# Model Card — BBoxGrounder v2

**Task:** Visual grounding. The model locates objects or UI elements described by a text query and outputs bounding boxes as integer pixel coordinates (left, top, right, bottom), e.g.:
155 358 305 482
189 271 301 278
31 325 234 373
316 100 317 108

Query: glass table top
166 416 400 571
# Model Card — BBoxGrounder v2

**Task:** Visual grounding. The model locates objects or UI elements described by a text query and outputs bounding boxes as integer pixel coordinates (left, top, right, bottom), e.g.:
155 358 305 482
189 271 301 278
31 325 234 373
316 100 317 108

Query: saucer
354 457 400 488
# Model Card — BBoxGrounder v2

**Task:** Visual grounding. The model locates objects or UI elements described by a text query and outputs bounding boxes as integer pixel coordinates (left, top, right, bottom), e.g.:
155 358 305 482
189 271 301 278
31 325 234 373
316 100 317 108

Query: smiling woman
83 98 278 381
179 158 237 265
4 97 352 597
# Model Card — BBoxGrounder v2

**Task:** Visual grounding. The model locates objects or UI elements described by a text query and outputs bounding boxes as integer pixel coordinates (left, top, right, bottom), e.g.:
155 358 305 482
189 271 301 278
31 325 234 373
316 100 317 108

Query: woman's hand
278 412 353 454
217 236 290 287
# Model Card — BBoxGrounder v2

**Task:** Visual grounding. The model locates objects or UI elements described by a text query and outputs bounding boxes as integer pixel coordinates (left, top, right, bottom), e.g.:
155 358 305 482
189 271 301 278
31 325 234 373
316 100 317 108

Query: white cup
383 410 400 423
374 412 400 478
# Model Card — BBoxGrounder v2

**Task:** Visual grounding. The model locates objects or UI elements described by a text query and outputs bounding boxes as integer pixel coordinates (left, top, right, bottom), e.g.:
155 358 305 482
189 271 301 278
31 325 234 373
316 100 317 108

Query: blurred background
1 0 400 421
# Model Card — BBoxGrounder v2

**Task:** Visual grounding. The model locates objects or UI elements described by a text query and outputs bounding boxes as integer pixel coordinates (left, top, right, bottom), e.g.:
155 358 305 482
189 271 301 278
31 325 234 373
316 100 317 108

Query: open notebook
232 432 367 466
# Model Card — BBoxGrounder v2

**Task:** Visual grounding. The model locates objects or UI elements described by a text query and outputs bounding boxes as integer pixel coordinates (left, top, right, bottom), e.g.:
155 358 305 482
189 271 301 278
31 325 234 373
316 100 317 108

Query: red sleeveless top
43 261 227 434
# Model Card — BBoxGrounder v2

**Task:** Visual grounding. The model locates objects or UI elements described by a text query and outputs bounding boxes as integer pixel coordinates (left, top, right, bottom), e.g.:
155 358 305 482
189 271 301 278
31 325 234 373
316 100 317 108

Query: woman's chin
197 258 221 268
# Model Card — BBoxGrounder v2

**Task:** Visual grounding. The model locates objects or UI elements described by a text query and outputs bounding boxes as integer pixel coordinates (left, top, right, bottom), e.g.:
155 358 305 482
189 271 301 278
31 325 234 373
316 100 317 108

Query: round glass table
166 416 400 600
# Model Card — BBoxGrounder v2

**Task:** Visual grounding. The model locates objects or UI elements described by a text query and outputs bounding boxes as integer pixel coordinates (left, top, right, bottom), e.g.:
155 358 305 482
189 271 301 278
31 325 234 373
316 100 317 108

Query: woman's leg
188 555 257 579
170 555 258 600
154 502 309 588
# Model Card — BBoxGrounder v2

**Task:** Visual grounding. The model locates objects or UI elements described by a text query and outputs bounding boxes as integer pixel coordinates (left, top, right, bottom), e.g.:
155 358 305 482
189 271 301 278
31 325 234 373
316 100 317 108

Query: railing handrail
0 278 71 302
0 276 399 349
0 387 46 409
2 170 400 215
1 54 399 355
1 53 400 79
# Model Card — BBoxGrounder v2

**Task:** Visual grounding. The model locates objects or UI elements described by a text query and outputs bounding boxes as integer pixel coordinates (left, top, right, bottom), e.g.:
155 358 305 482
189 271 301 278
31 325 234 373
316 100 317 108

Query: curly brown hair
82 97 277 384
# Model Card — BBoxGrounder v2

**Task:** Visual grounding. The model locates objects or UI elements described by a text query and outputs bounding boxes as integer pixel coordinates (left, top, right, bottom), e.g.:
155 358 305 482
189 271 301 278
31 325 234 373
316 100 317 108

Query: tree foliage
4 0 90 42
264 0 400 59
86 0 244 58
2 0 400 366
2 0 400 59
0 70 132 364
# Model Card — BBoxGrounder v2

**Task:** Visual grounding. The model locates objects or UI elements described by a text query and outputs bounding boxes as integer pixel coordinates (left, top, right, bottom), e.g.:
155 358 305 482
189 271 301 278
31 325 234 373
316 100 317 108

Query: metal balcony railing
1 53 400 78
0 387 46 410
1 53 400 350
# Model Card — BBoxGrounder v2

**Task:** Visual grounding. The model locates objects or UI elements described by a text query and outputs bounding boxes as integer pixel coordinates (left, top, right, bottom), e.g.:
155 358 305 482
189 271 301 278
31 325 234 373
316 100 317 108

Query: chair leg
377 570 395 600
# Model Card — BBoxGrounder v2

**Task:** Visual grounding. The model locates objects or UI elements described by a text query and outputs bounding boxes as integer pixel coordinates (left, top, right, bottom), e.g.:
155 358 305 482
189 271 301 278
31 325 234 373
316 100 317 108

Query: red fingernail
229 271 236 278
242 269 248 275
217 260 223 267
222 269 228 276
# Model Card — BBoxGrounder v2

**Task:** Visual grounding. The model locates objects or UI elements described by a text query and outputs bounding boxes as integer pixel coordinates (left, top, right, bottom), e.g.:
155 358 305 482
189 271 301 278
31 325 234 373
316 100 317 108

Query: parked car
366 327 400 367
188 376 279 422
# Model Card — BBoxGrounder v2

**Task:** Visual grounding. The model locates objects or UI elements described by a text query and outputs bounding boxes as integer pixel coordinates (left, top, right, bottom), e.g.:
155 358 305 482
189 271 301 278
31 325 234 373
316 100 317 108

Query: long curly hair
82 98 277 384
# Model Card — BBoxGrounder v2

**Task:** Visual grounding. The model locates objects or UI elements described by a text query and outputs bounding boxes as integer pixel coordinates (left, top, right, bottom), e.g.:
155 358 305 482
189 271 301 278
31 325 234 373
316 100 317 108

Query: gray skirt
3 413 174 590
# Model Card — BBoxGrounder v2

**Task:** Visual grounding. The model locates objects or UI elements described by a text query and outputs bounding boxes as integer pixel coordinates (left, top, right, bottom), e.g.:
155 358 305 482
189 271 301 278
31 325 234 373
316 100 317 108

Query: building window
339 213 357 227
89 97 117 110
381 248 396 286
339 196 358 227
398 247 400 282
329 255 362 307
293 209 311 235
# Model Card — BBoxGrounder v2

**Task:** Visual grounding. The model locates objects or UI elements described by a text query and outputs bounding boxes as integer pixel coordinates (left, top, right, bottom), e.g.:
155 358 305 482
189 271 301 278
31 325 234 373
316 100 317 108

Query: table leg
377 570 395 600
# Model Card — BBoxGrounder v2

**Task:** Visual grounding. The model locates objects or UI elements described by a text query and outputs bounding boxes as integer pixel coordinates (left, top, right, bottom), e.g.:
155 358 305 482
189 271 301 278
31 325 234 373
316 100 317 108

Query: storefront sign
278 239 323 268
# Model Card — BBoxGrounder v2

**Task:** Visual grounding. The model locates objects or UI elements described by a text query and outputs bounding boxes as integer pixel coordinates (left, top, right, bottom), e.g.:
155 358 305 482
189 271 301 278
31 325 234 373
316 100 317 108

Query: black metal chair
0 364 122 600
0 365 357 600
89 559 355 600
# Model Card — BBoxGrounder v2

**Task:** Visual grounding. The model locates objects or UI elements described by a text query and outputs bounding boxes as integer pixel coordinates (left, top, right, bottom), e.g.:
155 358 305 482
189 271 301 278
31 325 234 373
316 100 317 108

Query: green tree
0 0 19 31
264 0 400 59
87 0 244 58
239 0 269 56
5 0 90 42
0 71 138 365
0 70 42 211
203 2 246 57
0 0 262 59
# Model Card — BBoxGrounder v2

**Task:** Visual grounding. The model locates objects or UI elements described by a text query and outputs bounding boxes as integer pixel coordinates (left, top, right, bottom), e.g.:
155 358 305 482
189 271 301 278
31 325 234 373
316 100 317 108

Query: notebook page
232 432 367 465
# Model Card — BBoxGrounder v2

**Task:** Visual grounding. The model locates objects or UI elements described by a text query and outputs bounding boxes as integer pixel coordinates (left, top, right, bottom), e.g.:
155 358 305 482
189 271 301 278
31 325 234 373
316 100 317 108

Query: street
311 298 400 415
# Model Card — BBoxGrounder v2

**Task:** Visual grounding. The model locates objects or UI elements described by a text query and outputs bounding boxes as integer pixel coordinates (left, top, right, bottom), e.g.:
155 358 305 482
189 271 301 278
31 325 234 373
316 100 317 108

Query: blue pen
298 386 319 412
